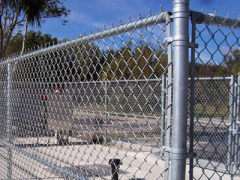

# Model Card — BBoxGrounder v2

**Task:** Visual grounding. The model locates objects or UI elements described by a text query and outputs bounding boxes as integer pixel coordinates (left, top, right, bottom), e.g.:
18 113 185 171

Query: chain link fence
188 11 240 179
0 1 240 179
188 77 232 169
70 79 164 143
0 11 173 179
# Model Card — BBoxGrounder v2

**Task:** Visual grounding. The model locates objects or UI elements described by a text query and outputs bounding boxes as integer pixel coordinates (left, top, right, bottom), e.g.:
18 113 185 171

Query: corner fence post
6 63 13 180
171 1 190 180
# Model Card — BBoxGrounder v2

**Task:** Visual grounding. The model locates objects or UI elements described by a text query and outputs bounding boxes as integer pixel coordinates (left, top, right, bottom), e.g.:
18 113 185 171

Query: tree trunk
0 29 3 59
21 17 28 55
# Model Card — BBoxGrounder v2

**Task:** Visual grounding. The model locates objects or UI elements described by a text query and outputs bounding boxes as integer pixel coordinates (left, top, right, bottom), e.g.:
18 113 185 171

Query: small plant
91 133 104 144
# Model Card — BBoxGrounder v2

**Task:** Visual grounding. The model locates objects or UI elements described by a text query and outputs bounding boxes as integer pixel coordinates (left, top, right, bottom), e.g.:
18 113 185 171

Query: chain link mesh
0 12 172 179
189 78 231 163
189 12 240 179
1 6 239 180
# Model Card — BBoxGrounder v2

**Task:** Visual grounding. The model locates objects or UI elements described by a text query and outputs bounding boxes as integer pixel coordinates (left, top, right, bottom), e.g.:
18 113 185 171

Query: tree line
190 50 240 77
1 0 239 81
6 30 240 83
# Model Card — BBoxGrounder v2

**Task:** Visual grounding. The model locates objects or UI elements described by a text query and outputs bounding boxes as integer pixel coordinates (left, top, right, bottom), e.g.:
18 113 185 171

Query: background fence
0 1 240 179
187 10 240 179
188 77 239 174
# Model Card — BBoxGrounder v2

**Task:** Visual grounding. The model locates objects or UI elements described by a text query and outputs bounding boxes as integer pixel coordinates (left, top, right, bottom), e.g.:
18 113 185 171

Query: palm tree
8 0 69 54
0 0 69 58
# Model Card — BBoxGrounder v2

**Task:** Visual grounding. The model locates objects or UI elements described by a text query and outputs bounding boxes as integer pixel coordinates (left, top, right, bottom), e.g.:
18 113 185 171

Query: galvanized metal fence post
189 11 197 180
227 75 235 173
232 73 240 172
163 12 172 180
161 74 167 148
233 75 238 173
105 80 108 143
6 63 13 180
171 0 190 180
236 73 240 170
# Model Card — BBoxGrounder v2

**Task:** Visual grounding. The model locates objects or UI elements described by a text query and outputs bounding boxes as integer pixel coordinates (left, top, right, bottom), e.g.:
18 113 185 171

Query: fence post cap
109 159 122 166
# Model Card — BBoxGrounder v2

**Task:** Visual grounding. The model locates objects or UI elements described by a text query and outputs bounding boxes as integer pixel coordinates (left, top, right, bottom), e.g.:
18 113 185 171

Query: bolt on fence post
171 1 190 180
6 63 13 180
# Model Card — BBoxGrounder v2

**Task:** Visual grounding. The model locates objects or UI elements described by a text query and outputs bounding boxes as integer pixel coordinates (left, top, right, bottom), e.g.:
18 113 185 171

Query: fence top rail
0 11 170 66
0 79 162 85
189 76 232 80
192 11 240 29
0 76 231 85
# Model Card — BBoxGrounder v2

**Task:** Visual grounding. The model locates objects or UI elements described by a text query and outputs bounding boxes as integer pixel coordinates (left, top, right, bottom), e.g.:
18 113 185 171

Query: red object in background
55 86 60 92
42 94 47 100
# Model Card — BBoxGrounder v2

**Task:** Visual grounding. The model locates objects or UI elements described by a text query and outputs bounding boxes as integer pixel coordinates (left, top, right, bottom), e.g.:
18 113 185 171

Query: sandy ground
0 136 239 180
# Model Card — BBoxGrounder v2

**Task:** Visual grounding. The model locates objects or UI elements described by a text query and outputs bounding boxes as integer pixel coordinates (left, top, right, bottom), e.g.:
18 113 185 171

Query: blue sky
29 0 240 41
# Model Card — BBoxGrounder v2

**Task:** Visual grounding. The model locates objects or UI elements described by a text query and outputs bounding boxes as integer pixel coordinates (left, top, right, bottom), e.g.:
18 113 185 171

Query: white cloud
220 46 238 56
94 0 129 11
69 10 103 28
